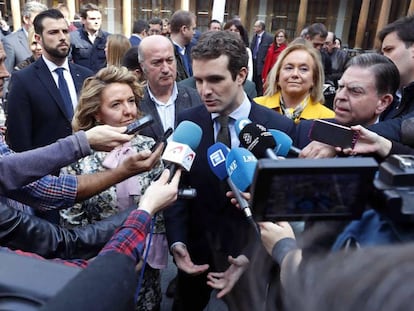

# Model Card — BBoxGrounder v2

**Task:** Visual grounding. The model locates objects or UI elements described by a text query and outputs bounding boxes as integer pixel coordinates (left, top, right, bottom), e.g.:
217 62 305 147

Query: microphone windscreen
234 118 252 136
269 129 293 156
226 147 257 191
239 123 277 158
173 120 203 150
207 143 230 181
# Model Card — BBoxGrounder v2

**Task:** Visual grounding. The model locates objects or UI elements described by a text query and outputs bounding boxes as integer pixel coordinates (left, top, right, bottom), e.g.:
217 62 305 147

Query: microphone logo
241 133 253 144
227 159 237 177
170 146 184 154
209 149 226 167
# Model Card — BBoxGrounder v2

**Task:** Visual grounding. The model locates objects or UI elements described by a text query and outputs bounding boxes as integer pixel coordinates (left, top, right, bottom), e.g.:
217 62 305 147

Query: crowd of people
1 1 414 311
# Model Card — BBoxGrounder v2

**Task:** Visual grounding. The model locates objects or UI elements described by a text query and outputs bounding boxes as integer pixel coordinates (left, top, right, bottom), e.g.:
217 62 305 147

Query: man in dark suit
137 35 202 140
2 1 47 73
6 9 93 223
7 9 93 153
129 19 148 46
250 20 273 96
165 31 295 311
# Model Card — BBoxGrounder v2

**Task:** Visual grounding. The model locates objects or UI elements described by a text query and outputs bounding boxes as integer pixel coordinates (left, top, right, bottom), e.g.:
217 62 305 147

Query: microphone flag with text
238 122 278 159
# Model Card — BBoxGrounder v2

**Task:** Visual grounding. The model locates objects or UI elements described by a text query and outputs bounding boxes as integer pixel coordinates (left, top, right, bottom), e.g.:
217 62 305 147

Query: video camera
373 154 414 223
250 157 378 222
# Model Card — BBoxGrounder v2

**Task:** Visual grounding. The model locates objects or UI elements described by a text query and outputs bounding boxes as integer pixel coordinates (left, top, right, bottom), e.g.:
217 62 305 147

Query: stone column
296 0 308 37
354 0 370 49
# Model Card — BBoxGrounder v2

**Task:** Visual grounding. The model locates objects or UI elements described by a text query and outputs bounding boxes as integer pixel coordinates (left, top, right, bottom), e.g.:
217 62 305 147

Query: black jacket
0 203 131 259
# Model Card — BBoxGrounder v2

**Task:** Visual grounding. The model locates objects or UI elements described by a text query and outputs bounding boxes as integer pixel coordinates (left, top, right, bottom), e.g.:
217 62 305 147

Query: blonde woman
105 34 131 67
255 40 334 123
61 66 165 311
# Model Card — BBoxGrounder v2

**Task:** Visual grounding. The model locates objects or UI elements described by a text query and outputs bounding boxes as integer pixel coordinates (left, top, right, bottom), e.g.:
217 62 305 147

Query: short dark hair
148 17 163 26
307 23 328 39
79 3 100 19
122 46 140 70
169 10 195 33
223 19 249 47
132 19 148 34
378 15 414 48
33 9 65 35
191 31 248 80
346 53 400 95
208 19 221 27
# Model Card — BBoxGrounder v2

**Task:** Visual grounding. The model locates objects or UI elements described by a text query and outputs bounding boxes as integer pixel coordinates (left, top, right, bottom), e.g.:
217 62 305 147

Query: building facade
2 0 414 50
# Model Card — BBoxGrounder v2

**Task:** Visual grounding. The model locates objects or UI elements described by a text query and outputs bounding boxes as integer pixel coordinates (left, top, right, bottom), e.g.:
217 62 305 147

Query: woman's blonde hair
72 66 144 131
264 39 325 103
106 34 131 67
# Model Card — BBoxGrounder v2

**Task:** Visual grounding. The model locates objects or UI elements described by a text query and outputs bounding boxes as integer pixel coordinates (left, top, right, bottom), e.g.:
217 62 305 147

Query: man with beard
6 9 93 223
7 9 93 153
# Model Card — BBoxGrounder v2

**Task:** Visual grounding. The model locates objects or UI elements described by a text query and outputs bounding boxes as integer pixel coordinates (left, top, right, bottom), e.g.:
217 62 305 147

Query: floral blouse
59 134 165 233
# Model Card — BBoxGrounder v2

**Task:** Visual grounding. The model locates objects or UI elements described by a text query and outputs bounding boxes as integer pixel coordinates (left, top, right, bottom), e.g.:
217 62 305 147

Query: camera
373 154 414 223
250 157 378 221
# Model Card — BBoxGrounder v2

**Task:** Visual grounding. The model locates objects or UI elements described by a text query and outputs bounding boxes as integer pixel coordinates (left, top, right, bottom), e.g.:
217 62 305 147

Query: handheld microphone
225 147 257 192
269 129 302 157
238 122 278 159
207 143 259 235
162 121 202 181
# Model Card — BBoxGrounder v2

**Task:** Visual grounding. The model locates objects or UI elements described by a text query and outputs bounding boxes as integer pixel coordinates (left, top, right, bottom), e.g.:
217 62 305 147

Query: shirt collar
211 92 251 121
147 82 178 106
42 55 70 72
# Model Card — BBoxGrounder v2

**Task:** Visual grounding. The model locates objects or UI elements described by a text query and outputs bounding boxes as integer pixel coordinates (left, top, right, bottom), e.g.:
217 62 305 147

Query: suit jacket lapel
35 58 71 120
69 64 84 94
18 29 30 55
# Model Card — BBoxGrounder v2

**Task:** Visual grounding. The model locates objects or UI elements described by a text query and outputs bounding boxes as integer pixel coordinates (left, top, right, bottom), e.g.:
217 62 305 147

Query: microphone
238 122 278 159
225 147 257 192
269 129 302 156
162 121 202 180
207 143 259 235
234 118 252 136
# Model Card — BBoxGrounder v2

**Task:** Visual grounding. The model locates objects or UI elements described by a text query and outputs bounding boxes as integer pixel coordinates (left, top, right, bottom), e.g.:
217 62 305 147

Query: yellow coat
254 92 335 123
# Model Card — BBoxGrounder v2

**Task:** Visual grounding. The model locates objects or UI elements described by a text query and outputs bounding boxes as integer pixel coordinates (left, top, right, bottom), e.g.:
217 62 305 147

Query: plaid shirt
1 209 151 267
0 139 77 211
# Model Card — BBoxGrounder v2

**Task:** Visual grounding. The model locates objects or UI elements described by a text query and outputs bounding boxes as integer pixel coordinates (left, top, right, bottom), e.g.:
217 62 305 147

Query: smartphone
308 119 359 149
124 115 154 135
151 127 173 152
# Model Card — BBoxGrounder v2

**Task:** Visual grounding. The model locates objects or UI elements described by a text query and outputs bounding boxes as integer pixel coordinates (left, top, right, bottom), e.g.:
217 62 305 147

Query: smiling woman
254 39 334 123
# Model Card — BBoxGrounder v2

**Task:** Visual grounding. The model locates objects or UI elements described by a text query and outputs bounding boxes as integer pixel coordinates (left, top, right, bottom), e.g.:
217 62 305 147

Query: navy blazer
6 57 93 152
164 102 295 264
138 84 203 140
250 32 273 74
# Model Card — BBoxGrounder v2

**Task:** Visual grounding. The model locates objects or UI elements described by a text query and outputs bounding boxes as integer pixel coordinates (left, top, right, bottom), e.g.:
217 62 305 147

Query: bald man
137 35 202 140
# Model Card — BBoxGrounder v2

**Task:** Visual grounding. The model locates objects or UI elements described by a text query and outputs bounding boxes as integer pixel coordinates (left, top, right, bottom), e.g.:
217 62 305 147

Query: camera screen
259 173 368 221
250 158 378 221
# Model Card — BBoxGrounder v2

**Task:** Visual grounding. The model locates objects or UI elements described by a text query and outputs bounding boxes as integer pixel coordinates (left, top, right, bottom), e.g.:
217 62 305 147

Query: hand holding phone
308 119 359 149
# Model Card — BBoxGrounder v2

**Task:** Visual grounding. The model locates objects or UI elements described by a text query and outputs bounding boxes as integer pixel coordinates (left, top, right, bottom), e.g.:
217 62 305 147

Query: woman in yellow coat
255 40 334 123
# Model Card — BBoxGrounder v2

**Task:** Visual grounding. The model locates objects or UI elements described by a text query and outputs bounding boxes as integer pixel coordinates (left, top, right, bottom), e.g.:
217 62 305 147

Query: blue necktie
179 46 191 76
55 67 73 119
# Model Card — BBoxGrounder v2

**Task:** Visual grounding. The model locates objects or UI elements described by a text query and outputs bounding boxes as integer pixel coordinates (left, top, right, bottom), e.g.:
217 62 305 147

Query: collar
147 82 178 105
211 92 251 121
42 55 70 72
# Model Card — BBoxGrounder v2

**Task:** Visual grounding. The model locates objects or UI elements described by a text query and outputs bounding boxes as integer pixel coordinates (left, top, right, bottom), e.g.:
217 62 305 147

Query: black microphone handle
167 163 177 183
227 177 260 237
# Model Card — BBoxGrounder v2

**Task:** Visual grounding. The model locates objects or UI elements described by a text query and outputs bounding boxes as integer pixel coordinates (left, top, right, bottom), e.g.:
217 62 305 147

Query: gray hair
22 1 48 18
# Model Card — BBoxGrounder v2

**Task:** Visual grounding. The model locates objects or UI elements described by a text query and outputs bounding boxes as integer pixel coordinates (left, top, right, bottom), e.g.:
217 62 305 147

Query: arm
0 201 133 259
75 143 163 201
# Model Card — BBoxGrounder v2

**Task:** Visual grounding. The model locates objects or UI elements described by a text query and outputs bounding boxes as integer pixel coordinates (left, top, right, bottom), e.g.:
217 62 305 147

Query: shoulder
254 93 280 109
69 63 94 76
251 101 293 128
178 104 208 122
302 101 335 119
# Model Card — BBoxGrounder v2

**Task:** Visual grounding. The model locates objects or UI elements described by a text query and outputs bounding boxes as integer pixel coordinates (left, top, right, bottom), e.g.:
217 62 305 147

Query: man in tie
169 10 197 81
250 20 273 96
6 9 93 223
164 30 295 311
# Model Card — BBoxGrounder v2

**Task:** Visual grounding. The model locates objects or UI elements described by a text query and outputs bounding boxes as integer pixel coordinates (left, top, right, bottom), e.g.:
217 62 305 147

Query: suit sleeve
0 132 91 194
6 72 33 152
2 36 16 73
